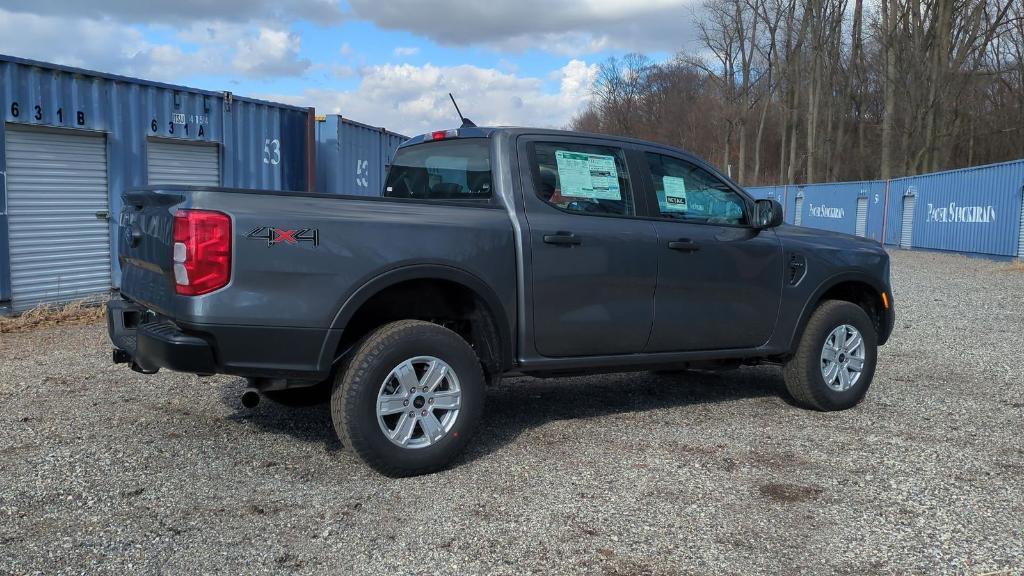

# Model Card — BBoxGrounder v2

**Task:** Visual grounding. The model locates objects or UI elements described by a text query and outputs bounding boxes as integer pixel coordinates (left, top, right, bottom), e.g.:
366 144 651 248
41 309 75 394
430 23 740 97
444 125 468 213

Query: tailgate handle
95 210 110 221
543 232 582 246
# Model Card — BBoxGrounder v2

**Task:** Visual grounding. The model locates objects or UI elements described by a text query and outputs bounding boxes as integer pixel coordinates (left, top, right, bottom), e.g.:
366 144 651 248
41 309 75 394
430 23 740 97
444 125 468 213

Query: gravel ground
1 249 1022 576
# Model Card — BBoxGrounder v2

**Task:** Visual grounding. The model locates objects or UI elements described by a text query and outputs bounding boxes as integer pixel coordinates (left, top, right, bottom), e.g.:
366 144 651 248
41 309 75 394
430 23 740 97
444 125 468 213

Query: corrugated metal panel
5 126 110 311
317 116 408 195
856 197 868 237
901 194 915 248
0 55 313 298
794 195 804 226
147 139 220 186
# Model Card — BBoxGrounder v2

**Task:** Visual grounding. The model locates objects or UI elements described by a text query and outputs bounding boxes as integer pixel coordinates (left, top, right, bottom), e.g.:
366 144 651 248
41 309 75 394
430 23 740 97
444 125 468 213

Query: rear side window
532 142 635 216
384 139 492 200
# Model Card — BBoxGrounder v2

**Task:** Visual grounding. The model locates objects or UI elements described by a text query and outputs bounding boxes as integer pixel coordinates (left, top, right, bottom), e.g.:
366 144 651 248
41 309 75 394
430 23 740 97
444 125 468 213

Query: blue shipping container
886 160 1024 257
316 115 408 196
0 54 314 309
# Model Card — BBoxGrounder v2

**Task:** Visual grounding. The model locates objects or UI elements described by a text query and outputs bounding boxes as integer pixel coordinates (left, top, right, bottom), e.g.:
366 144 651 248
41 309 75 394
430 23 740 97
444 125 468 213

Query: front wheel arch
788 274 890 352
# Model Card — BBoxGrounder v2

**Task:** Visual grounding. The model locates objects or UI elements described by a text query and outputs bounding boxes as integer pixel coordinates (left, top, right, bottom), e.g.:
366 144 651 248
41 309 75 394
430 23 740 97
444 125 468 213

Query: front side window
532 142 635 216
645 152 748 225
384 139 492 200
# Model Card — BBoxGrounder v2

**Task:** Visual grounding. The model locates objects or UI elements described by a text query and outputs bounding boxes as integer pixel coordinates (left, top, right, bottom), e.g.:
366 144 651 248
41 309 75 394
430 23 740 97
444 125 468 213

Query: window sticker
662 176 688 211
554 150 622 200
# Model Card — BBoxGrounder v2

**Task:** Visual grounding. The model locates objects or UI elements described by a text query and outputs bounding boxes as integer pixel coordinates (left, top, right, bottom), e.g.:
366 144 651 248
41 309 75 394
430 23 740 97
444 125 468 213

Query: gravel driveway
1 249 1022 575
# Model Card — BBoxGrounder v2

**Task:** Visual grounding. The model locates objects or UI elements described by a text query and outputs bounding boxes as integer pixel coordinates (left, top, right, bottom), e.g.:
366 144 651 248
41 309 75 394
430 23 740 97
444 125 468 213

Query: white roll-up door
855 197 868 237
900 194 916 248
5 126 111 311
794 196 804 226
147 139 220 186
1017 189 1024 258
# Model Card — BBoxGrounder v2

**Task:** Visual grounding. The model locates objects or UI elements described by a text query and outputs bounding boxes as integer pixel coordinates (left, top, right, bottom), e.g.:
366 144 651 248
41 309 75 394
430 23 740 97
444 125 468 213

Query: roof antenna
449 93 477 128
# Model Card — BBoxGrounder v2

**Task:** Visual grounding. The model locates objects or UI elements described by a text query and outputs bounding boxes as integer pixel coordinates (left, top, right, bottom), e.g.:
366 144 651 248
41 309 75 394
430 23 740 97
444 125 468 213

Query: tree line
571 0 1024 186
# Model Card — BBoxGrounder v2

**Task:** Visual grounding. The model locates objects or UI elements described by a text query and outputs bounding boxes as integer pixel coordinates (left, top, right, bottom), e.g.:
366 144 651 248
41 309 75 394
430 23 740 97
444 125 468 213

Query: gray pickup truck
109 127 894 476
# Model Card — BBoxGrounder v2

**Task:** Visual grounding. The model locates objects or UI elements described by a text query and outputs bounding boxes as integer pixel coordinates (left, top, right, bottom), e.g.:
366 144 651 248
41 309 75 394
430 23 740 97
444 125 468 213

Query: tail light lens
172 209 231 296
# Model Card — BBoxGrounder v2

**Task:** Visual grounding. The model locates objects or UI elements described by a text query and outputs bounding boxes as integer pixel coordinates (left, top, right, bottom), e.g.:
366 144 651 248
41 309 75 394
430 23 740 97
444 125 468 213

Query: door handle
543 232 582 246
667 239 700 252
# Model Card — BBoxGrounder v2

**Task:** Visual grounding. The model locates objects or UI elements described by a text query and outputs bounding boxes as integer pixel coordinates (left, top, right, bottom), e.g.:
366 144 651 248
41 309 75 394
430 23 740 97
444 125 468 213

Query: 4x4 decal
245 226 320 247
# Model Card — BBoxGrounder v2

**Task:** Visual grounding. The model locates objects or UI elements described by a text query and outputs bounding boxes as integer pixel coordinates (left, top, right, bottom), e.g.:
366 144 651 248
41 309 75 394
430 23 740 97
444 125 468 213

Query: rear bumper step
107 298 217 375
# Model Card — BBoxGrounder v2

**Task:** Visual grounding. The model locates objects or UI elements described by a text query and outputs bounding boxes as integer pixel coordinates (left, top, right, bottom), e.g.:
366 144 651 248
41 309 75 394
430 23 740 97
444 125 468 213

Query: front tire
331 320 484 477
783 300 877 411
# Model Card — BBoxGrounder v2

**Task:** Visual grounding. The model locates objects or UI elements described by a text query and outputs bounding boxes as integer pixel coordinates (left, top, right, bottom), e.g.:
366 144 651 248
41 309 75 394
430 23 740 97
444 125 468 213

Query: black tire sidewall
798 302 878 410
337 322 484 475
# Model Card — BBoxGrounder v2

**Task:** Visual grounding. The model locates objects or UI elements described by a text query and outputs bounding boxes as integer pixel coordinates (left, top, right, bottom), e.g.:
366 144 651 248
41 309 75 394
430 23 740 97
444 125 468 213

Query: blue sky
0 0 700 135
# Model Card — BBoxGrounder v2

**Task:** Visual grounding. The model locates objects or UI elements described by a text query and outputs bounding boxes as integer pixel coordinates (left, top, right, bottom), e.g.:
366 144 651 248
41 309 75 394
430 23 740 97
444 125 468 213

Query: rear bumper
107 296 339 378
107 298 217 374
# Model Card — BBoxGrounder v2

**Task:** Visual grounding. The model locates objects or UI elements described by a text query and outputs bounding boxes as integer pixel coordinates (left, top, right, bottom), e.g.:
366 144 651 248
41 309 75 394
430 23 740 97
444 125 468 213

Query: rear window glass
384 139 492 200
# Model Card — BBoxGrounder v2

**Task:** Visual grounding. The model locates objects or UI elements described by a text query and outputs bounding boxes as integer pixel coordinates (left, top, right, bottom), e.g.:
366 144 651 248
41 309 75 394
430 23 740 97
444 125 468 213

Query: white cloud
266 60 598 136
0 9 310 81
393 46 420 57
232 27 311 77
345 0 703 55
0 0 344 25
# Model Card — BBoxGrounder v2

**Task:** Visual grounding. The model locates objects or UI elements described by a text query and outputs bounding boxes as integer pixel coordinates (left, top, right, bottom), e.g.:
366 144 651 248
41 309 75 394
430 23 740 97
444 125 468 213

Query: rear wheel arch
326 265 513 377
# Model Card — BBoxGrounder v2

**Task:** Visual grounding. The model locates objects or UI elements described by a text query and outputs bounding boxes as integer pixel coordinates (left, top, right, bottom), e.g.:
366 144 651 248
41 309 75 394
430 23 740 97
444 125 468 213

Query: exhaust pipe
241 387 261 408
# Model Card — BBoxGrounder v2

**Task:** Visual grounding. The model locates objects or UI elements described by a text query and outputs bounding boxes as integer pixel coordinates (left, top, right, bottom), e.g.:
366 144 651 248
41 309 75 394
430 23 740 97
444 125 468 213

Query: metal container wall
887 160 1024 256
0 55 313 304
744 185 798 223
793 181 888 241
316 116 408 196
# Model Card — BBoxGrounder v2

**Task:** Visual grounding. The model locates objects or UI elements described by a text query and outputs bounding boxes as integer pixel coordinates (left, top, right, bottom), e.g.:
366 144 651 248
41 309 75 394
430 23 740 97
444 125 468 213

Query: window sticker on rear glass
663 176 688 211
554 150 622 200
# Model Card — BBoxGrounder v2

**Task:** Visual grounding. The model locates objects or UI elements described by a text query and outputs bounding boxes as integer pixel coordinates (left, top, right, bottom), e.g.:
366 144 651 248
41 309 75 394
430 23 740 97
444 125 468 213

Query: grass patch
0 300 106 334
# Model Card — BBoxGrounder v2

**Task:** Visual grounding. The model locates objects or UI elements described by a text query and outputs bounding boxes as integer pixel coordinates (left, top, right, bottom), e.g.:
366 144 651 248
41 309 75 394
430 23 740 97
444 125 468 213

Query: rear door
638 150 783 351
517 136 658 357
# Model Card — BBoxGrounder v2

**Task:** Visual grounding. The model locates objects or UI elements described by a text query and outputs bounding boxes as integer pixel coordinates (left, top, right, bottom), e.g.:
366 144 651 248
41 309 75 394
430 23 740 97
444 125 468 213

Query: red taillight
172 209 231 296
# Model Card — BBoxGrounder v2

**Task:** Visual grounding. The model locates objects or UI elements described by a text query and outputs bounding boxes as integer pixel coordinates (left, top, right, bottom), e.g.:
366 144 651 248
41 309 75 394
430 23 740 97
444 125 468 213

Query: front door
639 150 784 351
518 137 658 357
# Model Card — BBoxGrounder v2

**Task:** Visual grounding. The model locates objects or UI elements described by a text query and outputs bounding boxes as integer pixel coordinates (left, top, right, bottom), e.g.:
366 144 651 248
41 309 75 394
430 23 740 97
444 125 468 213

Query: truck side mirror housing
754 199 784 229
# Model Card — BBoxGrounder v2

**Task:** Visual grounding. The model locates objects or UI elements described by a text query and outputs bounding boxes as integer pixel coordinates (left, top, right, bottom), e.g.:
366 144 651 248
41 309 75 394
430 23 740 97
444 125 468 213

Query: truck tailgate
119 189 186 315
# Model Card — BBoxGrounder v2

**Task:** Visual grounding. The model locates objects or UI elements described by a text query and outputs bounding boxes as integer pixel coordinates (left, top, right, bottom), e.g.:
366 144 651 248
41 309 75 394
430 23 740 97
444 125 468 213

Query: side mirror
754 199 784 229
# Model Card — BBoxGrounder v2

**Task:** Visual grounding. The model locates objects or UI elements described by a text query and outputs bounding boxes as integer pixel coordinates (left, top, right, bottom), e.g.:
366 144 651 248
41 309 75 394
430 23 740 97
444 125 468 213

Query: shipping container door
4 126 111 311
900 195 916 248
147 139 220 186
794 196 804 226
855 197 868 237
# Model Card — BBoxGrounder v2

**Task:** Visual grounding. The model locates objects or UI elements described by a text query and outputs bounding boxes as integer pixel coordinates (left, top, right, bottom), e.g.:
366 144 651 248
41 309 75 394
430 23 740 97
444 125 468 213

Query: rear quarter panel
168 192 517 331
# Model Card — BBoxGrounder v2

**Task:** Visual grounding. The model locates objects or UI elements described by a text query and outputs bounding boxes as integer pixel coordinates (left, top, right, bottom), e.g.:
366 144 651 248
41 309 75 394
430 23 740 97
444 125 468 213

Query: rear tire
783 300 877 411
330 320 484 477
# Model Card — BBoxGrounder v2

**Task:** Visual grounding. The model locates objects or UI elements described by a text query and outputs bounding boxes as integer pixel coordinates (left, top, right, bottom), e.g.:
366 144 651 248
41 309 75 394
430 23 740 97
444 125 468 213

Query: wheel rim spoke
431 390 461 410
390 412 417 446
846 356 864 371
394 361 420 394
844 331 863 353
420 360 448 392
378 394 408 416
823 361 840 385
419 412 444 444
821 346 838 362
